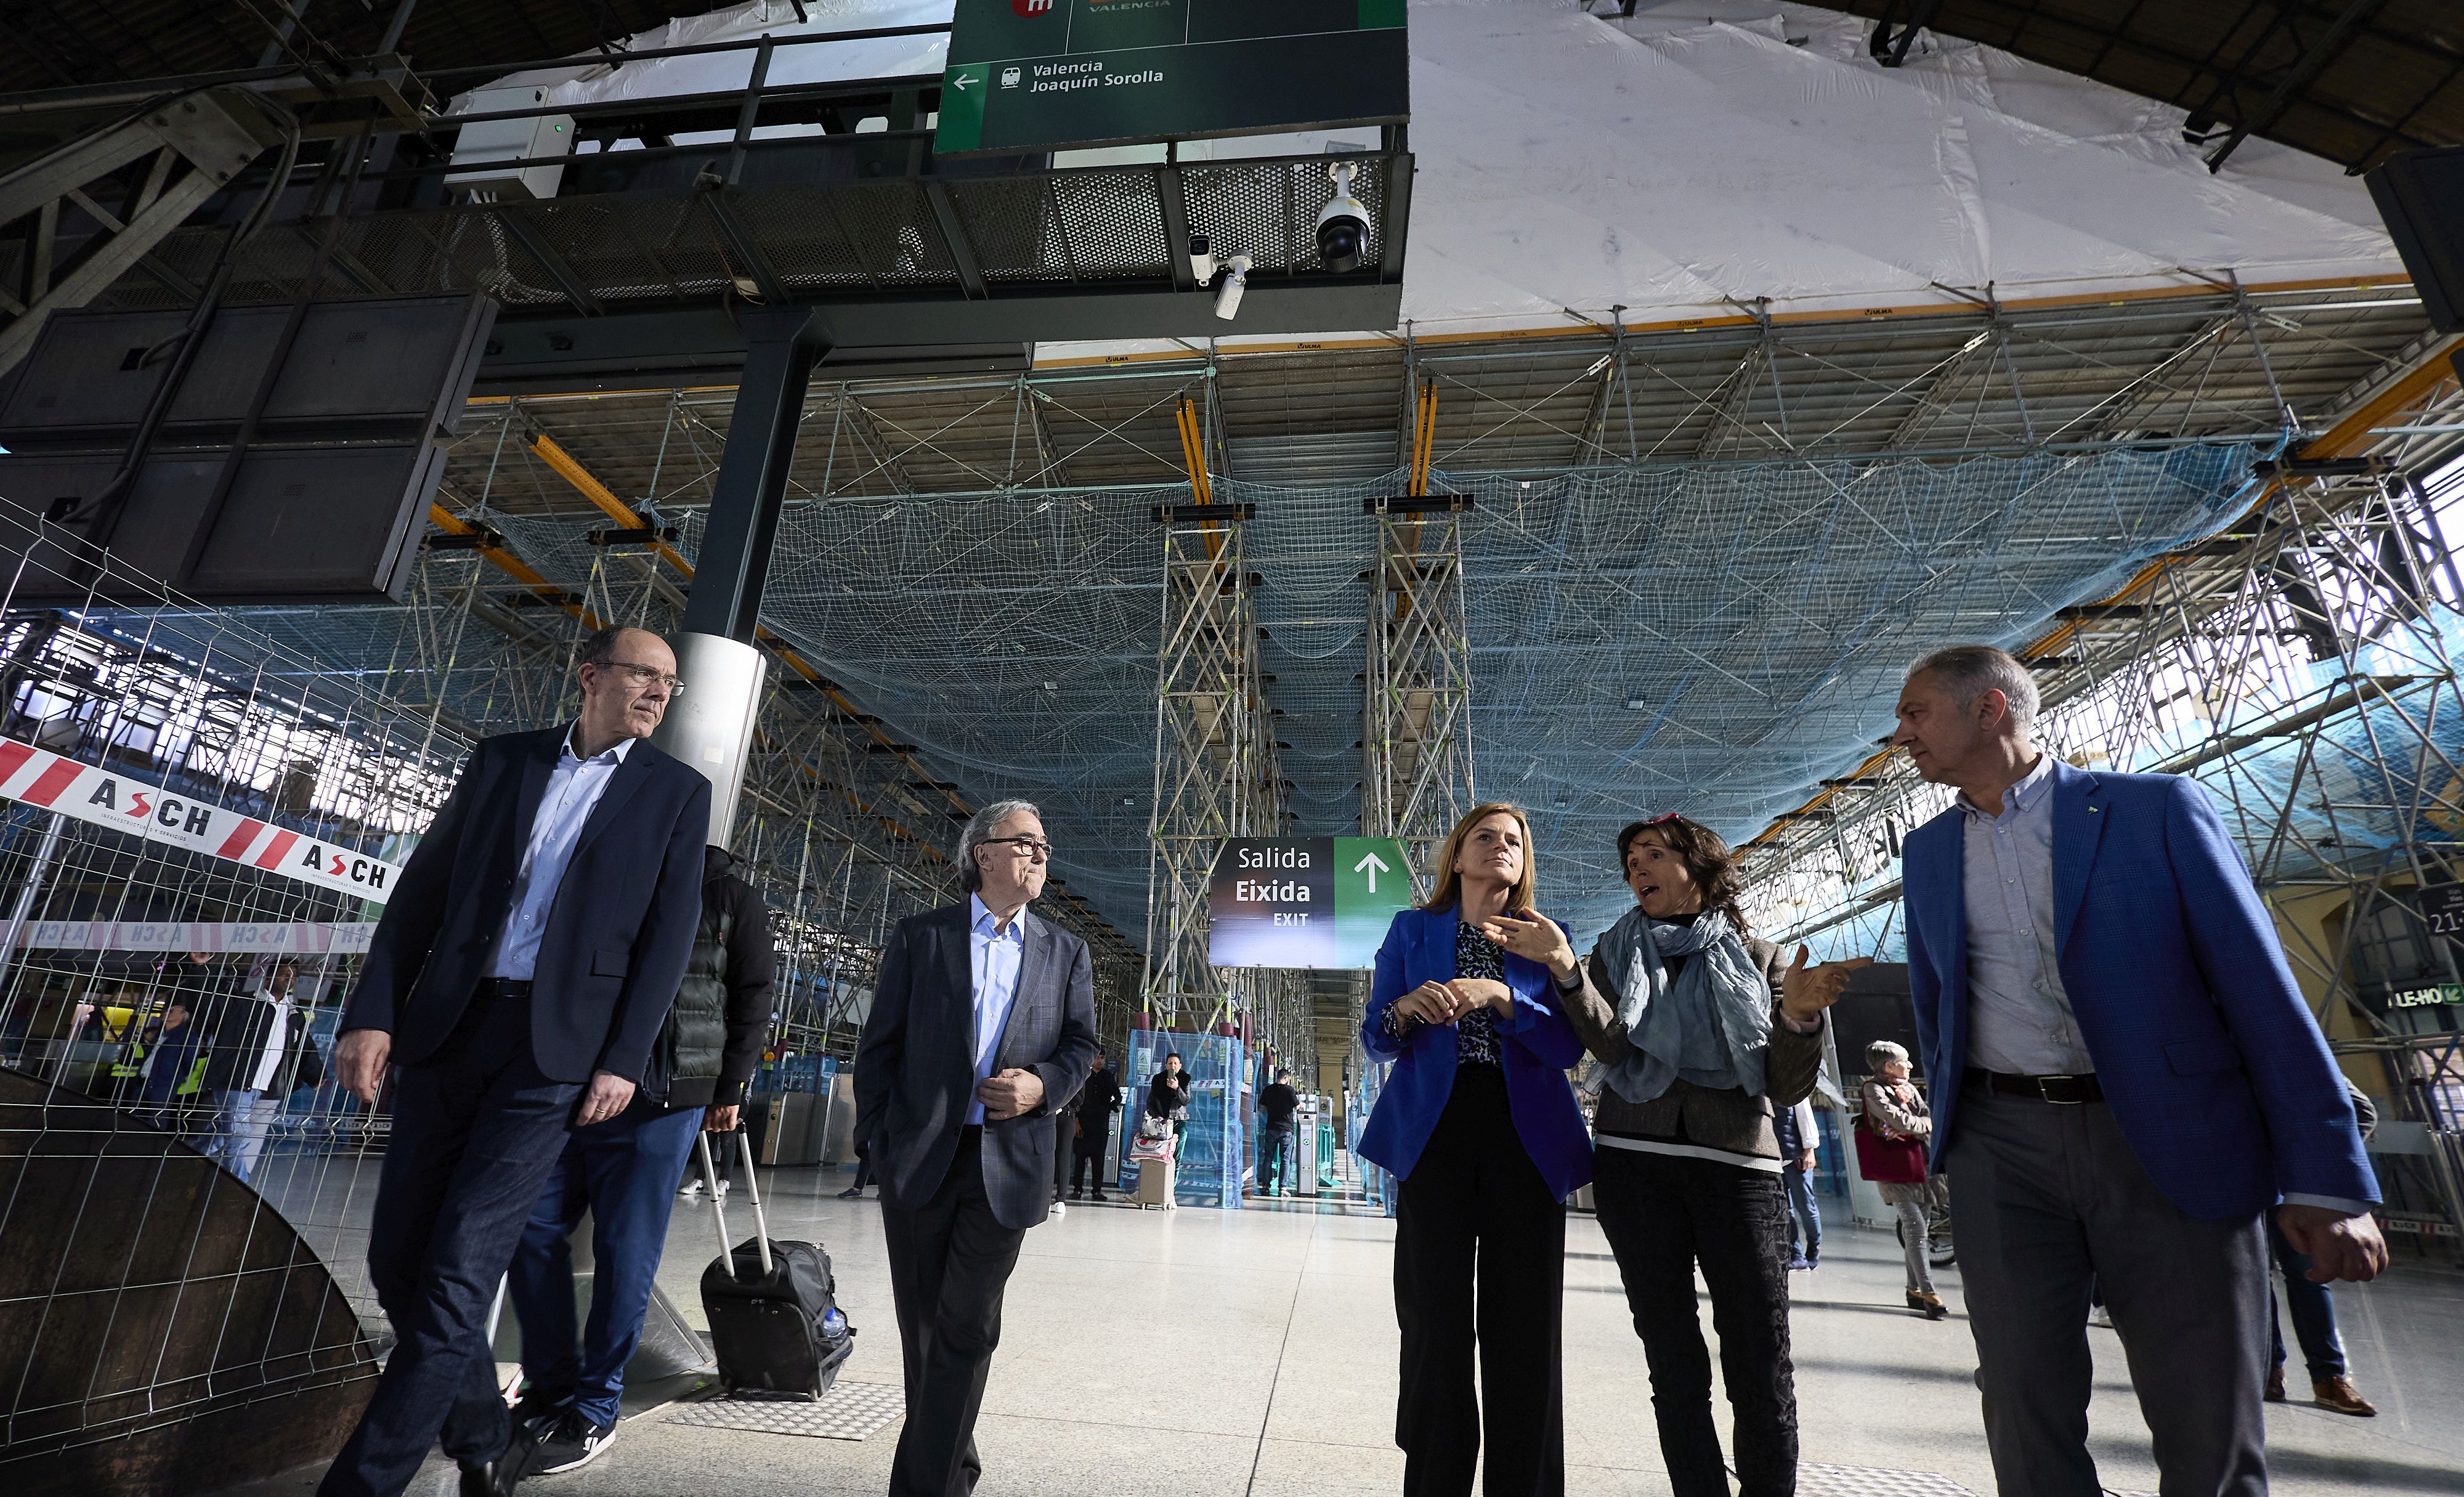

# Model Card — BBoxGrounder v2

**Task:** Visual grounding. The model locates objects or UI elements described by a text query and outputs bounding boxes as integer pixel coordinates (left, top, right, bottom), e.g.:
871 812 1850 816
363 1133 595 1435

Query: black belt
481 978 533 1000
1965 1066 2102 1105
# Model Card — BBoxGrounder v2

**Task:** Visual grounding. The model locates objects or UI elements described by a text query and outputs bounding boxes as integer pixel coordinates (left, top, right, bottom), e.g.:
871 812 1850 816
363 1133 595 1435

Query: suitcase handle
734 1127 774 1275
692 1130 774 1282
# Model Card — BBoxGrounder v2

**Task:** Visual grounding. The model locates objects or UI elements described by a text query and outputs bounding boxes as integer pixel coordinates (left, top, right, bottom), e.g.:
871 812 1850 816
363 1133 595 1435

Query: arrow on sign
1353 849 1389 892
950 70 977 90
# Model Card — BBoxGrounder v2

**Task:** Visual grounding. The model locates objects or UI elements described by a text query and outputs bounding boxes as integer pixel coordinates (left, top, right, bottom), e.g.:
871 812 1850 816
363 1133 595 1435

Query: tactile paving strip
1797 1464 1979 1497
662 1379 905 1440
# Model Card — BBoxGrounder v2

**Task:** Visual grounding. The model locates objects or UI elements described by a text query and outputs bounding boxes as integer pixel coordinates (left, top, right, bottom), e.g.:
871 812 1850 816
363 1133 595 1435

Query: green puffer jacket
648 845 776 1111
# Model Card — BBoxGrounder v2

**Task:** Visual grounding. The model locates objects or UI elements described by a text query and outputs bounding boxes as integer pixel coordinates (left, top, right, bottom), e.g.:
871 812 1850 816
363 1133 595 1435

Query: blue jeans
1258 1126 1292 1194
507 1101 706 1427
317 999 581 1497
2267 1211 2346 1379
1781 1162 1820 1262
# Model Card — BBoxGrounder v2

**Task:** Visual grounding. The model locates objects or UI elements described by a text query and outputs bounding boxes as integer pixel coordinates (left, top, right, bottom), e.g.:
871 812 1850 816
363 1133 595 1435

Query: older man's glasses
601 660 686 695
984 836 1053 859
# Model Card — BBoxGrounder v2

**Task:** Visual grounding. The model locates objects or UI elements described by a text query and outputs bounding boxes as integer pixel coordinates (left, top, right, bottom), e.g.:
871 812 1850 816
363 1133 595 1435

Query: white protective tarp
460 0 2408 347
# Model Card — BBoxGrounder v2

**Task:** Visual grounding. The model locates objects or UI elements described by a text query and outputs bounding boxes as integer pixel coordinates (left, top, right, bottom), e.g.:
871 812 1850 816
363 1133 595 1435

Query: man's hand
575 1071 636 1127
703 1103 740 1134
1478 910 1580 982
978 1068 1046 1120
334 1028 392 1105
2277 1203 2389 1283
1799 1148 1817 1173
1780 944 1872 1026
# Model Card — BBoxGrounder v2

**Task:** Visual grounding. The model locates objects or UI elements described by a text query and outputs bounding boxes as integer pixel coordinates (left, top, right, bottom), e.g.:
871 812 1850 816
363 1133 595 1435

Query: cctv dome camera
1316 162 1369 274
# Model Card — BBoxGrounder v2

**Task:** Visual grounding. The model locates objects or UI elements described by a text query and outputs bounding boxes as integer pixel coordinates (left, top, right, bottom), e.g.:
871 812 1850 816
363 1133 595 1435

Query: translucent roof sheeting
712 442 2258 943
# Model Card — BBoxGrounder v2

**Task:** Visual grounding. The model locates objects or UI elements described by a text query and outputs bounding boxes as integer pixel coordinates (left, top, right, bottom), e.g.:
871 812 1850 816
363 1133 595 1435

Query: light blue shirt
1958 753 2097 1076
491 726 634 981
965 891 1029 1126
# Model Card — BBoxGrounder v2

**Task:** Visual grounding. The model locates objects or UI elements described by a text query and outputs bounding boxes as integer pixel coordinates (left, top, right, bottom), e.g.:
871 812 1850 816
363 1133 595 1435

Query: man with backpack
505 842 774 1476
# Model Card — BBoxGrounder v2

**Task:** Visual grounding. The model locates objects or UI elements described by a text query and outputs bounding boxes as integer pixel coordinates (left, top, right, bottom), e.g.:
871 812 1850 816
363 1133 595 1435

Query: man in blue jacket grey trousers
1893 644 2383 1497
319 626 711 1497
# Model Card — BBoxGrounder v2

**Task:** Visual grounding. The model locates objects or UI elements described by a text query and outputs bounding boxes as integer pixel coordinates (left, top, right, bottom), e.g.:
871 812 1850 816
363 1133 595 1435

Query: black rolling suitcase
694 1129 856 1398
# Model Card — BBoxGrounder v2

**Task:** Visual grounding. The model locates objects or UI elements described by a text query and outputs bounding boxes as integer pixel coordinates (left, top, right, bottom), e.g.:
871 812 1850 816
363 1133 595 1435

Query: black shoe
1068 1189 1082 1199
837 1186 864 1199
532 1410 617 1475
507 1389 567 1434
1090 1192 1109 1203
458 1458 519 1497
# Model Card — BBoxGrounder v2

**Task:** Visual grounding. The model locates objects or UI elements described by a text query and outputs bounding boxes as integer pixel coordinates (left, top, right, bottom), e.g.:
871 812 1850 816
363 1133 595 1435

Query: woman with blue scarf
1482 814 1864 1497
1358 803 1590 1497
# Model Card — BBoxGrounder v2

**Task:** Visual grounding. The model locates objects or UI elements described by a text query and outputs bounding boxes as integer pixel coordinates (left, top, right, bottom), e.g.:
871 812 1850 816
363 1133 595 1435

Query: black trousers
1071 1120 1110 1193
317 997 581 1497
1052 1111 1072 1198
881 1128 1027 1497
1591 1145 1797 1497
1393 1066 1566 1497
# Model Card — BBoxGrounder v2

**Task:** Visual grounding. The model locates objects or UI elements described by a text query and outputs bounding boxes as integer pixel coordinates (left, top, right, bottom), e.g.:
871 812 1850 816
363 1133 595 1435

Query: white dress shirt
1958 753 2098 1076
491 725 634 981
965 892 1029 1126
245 994 296 1092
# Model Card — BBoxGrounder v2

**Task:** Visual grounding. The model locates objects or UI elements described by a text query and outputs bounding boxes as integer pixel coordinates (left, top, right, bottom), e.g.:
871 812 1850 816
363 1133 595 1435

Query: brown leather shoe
2264 1365 2286 1402
2312 1376 2377 1416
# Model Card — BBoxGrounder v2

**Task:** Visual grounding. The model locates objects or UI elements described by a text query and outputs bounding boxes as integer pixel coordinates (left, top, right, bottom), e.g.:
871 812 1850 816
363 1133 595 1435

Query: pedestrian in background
1858 1042 1946 1318
2266 1077 2381 1417
1485 813 1861 1497
1358 802 1590 1497
1071 1052 1122 1201
1257 1068 1301 1196
1775 1096 1821 1271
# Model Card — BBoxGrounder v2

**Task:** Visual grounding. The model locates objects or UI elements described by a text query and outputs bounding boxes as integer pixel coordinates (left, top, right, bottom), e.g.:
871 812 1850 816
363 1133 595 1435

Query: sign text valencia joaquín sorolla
935 0 1409 155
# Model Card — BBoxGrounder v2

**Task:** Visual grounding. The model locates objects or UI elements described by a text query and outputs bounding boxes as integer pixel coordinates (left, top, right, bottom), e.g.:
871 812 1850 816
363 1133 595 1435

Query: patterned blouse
1452 919 1505 1068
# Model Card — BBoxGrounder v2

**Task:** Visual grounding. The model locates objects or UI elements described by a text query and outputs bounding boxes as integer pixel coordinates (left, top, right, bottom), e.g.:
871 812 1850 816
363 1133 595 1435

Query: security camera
1316 161 1369 273
1214 253 1252 321
1188 229 1215 285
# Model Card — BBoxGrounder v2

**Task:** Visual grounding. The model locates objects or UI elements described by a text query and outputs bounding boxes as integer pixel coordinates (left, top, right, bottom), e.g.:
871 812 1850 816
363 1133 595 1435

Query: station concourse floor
253 1169 2464 1497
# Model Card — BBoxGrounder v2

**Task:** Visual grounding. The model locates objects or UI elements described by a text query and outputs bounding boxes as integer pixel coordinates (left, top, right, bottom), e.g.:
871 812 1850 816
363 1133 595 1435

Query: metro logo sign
1011 0 1050 15
0 736 402 903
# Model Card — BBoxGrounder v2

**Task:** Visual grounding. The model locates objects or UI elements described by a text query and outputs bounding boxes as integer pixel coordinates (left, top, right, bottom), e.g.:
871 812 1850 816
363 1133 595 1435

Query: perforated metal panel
663 1379 906 1440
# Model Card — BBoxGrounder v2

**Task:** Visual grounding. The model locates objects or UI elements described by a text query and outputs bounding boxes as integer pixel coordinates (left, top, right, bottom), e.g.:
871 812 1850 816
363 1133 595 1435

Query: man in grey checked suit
855 798 1098 1497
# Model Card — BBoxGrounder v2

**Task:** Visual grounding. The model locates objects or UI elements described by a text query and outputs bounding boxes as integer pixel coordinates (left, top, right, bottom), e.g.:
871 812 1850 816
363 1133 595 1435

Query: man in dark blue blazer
856 798 1097 1497
318 626 711 1497
1894 644 2382 1497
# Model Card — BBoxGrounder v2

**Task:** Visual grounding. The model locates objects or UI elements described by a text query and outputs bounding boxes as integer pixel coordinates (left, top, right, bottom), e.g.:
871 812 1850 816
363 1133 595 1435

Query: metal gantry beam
1364 381 1477 892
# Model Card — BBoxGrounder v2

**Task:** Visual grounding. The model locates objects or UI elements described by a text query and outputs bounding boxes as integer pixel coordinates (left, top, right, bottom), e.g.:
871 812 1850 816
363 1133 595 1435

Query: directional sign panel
935 0 1409 156
1209 835 1410 970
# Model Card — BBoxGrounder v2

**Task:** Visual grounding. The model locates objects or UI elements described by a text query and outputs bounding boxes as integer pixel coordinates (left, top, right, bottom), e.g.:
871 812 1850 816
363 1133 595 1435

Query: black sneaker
532 1410 616 1475
508 1389 567 1434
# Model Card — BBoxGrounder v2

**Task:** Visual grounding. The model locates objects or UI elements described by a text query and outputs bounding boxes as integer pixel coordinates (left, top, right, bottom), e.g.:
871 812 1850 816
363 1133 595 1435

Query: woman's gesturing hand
1393 980 1459 1026
1780 943 1872 1025
1478 909 1579 981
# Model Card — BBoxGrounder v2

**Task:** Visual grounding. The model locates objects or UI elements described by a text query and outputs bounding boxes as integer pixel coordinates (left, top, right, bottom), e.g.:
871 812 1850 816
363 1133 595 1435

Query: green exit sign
937 0 1409 156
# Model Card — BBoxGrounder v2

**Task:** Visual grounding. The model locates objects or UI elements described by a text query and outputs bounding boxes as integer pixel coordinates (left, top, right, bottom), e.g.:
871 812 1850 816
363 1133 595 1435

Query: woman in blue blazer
1358 802 1590 1497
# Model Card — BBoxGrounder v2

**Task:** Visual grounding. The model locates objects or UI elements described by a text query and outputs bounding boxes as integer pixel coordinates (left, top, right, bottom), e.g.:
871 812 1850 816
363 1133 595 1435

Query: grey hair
956 798 1042 893
575 624 659 669
1865 1039 1910 1071
1907 644 2038 735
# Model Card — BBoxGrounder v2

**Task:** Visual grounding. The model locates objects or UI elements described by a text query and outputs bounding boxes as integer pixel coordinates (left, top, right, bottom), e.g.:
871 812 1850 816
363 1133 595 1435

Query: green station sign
1209 836 1412 971
935 0 1409 156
